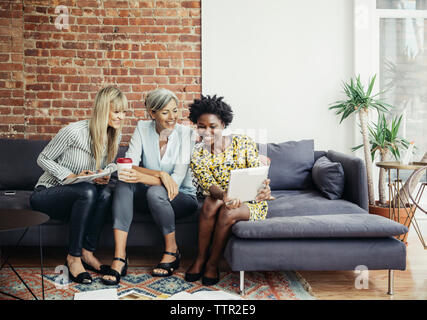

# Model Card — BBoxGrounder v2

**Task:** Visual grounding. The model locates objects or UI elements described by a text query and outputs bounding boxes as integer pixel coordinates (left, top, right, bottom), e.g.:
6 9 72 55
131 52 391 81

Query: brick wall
0 0 201 144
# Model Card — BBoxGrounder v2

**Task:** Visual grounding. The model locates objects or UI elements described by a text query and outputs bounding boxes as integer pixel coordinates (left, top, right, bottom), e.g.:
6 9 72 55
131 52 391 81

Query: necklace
160 141 168 158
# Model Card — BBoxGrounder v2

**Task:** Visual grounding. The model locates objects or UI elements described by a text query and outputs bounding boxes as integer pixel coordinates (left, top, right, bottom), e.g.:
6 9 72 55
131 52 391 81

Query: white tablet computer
227 166 269 202
63 170 113 185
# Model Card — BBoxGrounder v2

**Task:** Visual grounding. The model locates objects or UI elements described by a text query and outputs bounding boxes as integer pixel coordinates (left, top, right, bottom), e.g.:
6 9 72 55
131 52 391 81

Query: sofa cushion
0 190 33 210
257 140 314 190
0 139 127 192
224 237 407 271
267 189 366 218
312 156 345 200
0 139 48 190
232 213 408 239
117 146 127 159
314 150 327 162
326 150 368 211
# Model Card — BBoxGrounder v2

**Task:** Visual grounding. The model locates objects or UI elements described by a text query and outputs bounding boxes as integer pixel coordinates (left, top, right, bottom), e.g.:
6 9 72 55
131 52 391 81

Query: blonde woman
30 86 128 284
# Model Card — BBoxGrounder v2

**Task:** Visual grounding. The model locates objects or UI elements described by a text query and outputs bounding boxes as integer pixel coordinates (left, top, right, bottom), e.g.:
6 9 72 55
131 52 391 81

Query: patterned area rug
0 267 315 300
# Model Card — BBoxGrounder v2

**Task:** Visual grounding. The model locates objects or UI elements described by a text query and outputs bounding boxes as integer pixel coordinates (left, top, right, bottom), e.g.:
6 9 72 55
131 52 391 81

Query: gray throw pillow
258 139 314 190
312 156 345 200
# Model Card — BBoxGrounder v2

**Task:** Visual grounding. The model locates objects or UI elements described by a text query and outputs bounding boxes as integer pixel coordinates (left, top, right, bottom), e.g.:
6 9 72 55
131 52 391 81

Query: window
355 0 427 183
379 17 427 162
377 0 427 10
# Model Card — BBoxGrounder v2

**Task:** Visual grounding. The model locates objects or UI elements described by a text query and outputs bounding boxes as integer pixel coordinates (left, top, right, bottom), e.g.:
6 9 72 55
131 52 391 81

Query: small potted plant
352 113 415 243
352 113 410 207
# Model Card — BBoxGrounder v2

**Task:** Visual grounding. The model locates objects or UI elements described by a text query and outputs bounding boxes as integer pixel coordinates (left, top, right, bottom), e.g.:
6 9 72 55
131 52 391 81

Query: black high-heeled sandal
65 261 93 285
81 260 111 275
101 257 128 286
152 249 181 277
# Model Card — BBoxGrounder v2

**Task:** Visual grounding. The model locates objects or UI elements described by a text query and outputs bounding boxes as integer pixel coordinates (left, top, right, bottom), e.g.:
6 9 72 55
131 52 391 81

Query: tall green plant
352 113 410 206
329 75 392 206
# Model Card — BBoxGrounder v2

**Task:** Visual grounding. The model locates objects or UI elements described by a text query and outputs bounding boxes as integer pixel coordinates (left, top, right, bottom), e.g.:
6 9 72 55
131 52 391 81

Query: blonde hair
89 86 128 170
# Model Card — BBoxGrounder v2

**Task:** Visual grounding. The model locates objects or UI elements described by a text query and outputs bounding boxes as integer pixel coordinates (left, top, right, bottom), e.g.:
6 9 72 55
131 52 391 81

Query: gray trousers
112 181 198 235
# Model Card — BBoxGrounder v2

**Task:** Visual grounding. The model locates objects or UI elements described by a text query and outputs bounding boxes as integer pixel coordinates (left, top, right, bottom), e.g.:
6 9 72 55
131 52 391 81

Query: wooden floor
299 212 427 300
2 213 426 300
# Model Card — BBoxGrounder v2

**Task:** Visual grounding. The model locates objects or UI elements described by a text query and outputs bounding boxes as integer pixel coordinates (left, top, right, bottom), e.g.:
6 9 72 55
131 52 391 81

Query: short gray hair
145 88 179 115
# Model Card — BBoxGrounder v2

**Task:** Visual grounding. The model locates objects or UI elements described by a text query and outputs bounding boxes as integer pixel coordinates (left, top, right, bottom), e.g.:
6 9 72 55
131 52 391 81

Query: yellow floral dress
190 135 268 221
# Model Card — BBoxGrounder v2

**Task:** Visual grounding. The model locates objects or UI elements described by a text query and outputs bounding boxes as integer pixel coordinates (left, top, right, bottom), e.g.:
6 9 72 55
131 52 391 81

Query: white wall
202 0 355 153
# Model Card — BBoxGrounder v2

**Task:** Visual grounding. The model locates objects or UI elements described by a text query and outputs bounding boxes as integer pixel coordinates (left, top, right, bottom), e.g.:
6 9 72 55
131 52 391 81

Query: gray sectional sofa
225 142 407 295
0 138 408 295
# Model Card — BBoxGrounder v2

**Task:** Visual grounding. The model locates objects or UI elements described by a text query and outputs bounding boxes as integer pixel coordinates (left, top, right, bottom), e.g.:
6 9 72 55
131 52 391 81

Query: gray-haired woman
102 88 198 285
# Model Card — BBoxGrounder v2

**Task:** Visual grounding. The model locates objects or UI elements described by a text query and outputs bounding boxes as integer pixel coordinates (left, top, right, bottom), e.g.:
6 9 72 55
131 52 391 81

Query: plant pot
369 201 415 244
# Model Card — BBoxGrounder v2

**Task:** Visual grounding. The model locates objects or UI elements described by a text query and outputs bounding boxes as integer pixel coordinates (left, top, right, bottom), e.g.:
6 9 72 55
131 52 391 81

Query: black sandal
152 249 181 277
65 261 92 285
101 257 128 286
82 260 111 275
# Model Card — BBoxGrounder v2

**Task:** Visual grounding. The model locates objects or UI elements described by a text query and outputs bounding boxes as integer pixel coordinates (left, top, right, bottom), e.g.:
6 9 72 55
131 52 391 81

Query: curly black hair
188 95 234 128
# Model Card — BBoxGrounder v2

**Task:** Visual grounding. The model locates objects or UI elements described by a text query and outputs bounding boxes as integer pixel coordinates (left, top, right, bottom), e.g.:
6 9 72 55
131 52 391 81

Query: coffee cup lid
117 158 132 163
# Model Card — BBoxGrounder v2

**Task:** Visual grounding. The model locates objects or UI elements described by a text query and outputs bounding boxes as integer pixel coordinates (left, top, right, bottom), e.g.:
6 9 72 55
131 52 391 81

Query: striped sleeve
36 124 77 182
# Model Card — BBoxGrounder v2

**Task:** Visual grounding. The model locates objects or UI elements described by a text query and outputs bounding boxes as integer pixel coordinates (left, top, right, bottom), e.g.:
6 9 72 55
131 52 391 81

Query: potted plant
352 113 410 206
330 75 424 244
352 113 415 243
329 74 392 206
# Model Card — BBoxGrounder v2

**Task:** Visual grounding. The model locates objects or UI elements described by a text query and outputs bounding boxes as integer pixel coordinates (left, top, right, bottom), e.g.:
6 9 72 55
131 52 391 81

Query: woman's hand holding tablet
255 178 274 201
63 170 111 185
224 177 273 208
226 166 270 203
223 193 242 209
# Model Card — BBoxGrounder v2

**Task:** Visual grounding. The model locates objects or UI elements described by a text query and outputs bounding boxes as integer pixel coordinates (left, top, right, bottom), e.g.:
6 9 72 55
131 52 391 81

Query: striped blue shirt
35 119 118 188
126 120 197 196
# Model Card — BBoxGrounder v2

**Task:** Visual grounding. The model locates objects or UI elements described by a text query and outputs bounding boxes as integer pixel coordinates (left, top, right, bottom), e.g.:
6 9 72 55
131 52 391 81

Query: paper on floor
167 290 243 300
74 288 118 300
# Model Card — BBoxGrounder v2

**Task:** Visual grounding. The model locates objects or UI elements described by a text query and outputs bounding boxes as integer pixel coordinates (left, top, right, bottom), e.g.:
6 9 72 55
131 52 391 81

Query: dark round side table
0 209 49 300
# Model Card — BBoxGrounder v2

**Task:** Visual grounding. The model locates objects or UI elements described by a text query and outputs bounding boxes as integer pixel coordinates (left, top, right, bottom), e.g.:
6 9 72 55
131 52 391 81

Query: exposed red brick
0 0 201 142
26 83 51 91
181 1 201 8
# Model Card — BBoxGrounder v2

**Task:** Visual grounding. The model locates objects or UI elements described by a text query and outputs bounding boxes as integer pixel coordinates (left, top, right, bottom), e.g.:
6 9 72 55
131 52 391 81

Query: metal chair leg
387 270 394 295
239 271 245 295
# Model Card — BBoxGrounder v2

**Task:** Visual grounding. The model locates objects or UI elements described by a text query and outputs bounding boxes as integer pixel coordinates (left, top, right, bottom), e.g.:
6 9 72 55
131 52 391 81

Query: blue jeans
112 181 198 235
30 182 113 257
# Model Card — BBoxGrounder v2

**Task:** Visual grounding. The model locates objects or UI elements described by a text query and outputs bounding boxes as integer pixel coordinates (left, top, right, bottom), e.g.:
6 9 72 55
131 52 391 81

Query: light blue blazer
125 120 197 196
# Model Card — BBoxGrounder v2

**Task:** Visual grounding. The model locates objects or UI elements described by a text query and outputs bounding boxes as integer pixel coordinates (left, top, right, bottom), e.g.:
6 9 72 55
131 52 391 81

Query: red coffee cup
117 158 133 180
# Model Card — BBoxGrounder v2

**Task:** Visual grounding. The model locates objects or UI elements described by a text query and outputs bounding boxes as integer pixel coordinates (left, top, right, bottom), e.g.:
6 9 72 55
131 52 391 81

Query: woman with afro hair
185 95 272 285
